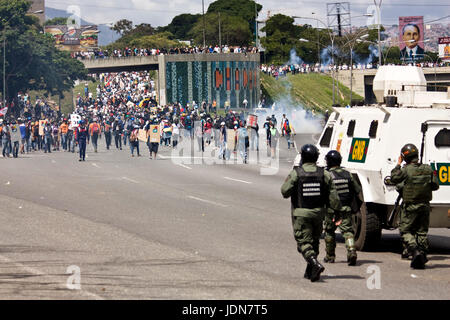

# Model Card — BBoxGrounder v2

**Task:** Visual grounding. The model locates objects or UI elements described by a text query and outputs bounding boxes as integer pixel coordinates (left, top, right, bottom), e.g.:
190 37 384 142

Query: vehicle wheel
353 202 382 251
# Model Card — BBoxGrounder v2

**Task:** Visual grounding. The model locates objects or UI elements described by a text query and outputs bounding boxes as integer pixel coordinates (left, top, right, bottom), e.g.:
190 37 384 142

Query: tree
160 14 201 40
129 23 155 37
128 32 180 49
44 17 73 26
0 0 87 113
106 21 179 50
110 19 133 36
189 12 252 46
260 14 302 64
207 0 262 39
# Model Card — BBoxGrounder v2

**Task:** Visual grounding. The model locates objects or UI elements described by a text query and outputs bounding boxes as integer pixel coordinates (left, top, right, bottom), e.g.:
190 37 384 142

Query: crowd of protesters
72 45 259 60
261 60 449 78
0 70 291 163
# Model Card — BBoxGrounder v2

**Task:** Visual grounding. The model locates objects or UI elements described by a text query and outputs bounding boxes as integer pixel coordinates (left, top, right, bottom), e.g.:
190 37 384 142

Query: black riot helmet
401 143 419 163
325 150 342 168
301 144 319 163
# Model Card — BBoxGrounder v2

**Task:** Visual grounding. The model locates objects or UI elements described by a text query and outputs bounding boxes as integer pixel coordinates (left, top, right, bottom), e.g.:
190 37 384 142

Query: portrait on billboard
399 16 424 61
438 37 450 61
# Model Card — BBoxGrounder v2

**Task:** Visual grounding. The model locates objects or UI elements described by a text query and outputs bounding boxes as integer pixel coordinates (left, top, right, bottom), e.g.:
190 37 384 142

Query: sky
45 0 450 28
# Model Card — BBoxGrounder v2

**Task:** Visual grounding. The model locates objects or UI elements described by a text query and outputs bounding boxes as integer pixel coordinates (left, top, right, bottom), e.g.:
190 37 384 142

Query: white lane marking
121 177 140 184
0 254 104 300
177 164 192 170
159 154 204 160
224 177 252 184
187 196 229 208
92 163 101 168
51 160 56 164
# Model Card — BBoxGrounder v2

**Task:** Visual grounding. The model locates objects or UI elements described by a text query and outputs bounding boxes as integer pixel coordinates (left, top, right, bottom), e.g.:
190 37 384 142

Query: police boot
304 263 312 280
307 256 325 282
324 234 336 263
401 248 410 260
345 237 357 266
347 250 357 266
410 249 425 270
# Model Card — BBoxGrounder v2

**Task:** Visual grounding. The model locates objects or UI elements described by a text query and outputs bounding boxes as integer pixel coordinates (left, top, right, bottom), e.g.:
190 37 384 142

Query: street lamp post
292 15 337 104
202 0 206 48
293 14 372 106
421 53 439 91
341 27 372 106
373 0 383 66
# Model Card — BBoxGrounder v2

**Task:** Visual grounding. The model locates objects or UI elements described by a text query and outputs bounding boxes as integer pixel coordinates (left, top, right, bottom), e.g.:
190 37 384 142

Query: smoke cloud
260 48 323 135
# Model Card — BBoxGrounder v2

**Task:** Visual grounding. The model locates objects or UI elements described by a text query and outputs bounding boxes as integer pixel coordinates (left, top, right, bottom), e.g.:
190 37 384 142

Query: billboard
45 25 98 52
439 37 450 61
399 16 424 61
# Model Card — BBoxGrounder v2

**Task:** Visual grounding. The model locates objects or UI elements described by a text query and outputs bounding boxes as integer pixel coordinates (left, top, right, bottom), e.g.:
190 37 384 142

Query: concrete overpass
336 66 450 104
80 54 261 109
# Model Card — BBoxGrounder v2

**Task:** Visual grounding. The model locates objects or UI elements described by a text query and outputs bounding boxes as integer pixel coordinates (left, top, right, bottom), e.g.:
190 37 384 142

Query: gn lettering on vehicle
348 138 370 163
431 163 450 186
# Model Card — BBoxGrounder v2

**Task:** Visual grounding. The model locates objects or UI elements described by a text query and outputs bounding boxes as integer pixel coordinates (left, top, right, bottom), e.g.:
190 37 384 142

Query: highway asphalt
0 133 448 299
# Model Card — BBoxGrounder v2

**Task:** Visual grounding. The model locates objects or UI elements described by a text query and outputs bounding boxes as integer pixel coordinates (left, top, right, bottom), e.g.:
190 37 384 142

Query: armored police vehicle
316 66 450 250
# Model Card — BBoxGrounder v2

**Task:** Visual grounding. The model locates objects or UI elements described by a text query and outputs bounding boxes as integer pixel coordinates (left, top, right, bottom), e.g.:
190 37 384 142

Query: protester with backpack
89 118 101 153
129 120 141 157
282 118 295 150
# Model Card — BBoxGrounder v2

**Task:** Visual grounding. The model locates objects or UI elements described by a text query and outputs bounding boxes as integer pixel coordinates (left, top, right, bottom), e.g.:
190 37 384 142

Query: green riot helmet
301 144 319 163
401 143 419 163
325 150 342 168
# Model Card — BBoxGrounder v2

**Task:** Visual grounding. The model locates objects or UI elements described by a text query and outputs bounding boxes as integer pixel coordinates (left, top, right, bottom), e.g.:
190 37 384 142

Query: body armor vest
295 166 326 209
330 169 353 206
403 164 433 203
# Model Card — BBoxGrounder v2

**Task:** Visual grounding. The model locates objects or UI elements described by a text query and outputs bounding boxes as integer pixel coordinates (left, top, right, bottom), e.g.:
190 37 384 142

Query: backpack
92 123 100 134
130 129 138 142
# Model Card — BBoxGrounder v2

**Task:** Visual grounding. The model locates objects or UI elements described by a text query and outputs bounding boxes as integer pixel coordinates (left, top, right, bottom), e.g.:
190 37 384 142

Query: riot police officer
324 150 362 266
390 144 439 269
281 144 341 282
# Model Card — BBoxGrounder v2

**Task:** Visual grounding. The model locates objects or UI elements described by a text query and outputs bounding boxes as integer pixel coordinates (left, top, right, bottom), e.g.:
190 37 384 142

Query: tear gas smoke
258 49 323 135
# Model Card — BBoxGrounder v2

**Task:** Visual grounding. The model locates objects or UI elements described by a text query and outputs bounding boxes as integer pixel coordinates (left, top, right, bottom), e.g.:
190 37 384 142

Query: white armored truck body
316 66 450 250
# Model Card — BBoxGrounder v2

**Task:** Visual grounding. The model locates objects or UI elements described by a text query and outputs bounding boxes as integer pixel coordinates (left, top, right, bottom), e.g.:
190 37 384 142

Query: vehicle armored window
435 128 450 148
369 120 378 138
319 126 333 147
347 120 356 137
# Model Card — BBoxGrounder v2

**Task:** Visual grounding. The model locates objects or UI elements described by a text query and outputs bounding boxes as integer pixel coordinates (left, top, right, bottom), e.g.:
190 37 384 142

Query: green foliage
0 0 88 105
261 14 302 64
111 19 133 36
261 72 363 112
127 23 155 38
44 17 72 26
189 12 252 46
127 32 180 49
207 0 262 37
106 30 179 50
160 14 201 40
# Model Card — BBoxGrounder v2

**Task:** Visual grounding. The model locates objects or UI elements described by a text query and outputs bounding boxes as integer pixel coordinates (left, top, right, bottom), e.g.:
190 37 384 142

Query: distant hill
45 7 120 46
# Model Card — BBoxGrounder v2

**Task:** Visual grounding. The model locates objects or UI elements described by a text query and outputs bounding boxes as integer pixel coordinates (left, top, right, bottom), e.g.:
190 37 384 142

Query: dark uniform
76 122 88 161
390 144 439 269
281 144 341 282
323 151 362 265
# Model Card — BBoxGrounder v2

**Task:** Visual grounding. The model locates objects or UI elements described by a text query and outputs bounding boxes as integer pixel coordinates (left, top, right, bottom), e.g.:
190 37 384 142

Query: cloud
46 0 449 28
